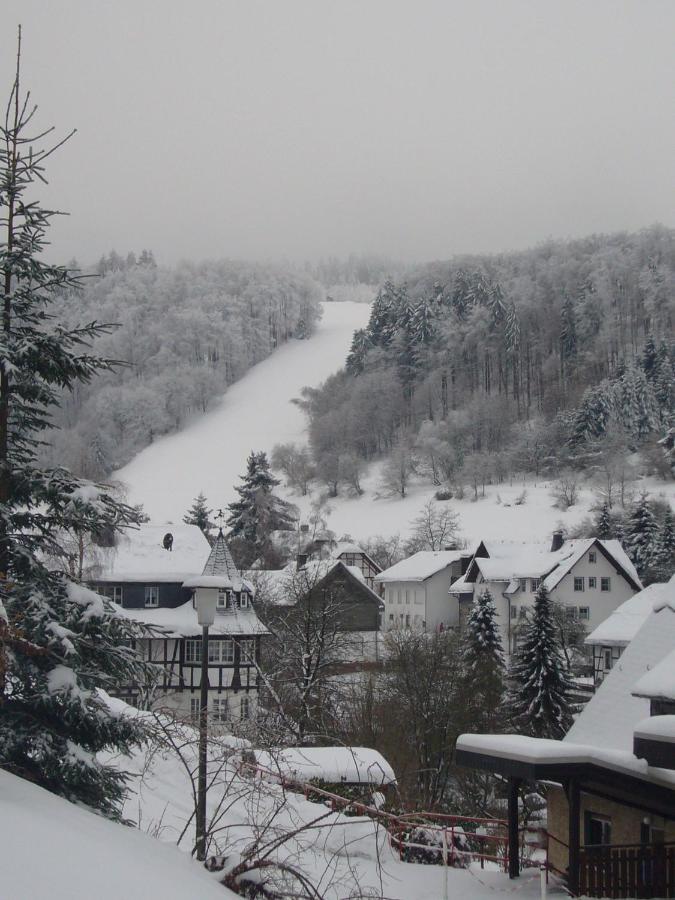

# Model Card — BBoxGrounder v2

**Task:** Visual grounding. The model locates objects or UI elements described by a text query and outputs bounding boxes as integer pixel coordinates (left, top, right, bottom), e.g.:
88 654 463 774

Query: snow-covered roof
566 593 675 752
120 599 269 637
467 538 641 592
249 560 382 607
634 715 675 742
456 733 675 789
90 523 212 583
253 746 396 786
375 550 463 583
585 582 669 646
332 541 367 557
632 647 675 702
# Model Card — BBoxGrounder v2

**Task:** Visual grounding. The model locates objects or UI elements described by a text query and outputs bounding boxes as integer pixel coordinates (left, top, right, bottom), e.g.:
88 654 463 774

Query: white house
88 523 268 724
585 582 670 685
450 533 642 654
375 550 469 633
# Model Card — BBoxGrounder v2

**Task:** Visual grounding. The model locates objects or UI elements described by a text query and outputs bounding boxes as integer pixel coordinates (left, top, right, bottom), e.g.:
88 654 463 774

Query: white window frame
240 592 249 609
601 577 611 592
239 639 255 662
217 590 228 609
185 639 202 664
579 606 590 621
208 639 235 664
211 696 229 722
144 585 159 607
240 696 250 720
190 697 201 722
589 551 597 564
519 578 527 592
510 605 517 619
530 578 541 592
574 577 585 592
588 576 597 589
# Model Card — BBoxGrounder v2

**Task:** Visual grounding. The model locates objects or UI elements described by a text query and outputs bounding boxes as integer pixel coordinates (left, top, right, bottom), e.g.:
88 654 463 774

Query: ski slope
113 301 370 522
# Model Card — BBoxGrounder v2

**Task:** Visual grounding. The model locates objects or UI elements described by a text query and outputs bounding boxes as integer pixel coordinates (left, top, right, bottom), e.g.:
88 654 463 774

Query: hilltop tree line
41 255 323 478
297 228 674 498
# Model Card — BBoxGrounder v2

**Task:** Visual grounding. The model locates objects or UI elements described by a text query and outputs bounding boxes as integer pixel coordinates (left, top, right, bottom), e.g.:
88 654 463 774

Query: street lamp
193 586 217 862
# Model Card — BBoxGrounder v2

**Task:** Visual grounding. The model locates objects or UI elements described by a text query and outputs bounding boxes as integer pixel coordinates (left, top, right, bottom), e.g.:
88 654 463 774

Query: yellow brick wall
547 785 675 874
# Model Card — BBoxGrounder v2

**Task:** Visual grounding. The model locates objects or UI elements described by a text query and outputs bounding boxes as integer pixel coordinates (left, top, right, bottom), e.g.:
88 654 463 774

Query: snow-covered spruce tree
623 493 659 583
462 589 506 730
227 451 296 565
183 491 215 538
594 501 613 539
507 584 574 739
0 33 150 817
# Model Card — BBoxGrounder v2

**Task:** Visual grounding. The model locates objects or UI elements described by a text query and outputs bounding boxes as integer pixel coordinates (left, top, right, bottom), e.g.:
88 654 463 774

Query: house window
588 577 597 589
601 577 611 592
190 697 201 722
217 590 228 609
574 577 585 592
519 579 527 592
589 551 597 564
405 614 410 627
240 696 250 720
211 697 229 722
405 590 410 604
585 812 612 846
603 648 612 670
397 590 402 605
145 585 159 607
511 605 517 619
389 613 394 622
185 639 202 664
519 606 527 619
579 607 590 621
530 578 540 592
240 592 249 609
102 584 123 604
566 606 577 620
208 640 234 664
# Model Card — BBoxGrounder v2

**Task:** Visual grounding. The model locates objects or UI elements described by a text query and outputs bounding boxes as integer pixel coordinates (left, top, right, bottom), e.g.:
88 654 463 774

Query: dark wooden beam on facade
508 776 521 879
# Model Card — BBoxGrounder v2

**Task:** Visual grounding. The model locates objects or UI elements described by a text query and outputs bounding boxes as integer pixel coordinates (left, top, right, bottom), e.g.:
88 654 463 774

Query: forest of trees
42 254 323 478
298 227 674 496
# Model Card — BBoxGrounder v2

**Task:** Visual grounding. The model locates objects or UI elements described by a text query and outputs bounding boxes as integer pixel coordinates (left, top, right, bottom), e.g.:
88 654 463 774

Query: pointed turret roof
202 529 239 579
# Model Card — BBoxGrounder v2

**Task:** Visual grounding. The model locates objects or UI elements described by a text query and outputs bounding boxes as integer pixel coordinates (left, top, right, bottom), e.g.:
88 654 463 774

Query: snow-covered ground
114 300 674 546
113 300 370 522
1 768 237 900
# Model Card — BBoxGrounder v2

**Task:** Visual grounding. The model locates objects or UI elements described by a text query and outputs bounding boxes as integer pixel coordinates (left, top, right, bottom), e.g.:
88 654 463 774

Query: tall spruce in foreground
463 589 506 730
624 493 659 583
0 31 150 817
507 584 574 739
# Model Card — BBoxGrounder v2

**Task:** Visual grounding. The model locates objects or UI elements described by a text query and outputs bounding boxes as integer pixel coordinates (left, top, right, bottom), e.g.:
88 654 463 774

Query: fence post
540 864 547 900
442 828 449 900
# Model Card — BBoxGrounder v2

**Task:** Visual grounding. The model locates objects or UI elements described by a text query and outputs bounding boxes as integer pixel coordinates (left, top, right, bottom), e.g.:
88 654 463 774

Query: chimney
550 530 564 553
296 553 308 571
444 542 458 551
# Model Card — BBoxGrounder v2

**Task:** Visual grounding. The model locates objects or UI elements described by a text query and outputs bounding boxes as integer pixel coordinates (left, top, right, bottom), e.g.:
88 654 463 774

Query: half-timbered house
88 523 268 724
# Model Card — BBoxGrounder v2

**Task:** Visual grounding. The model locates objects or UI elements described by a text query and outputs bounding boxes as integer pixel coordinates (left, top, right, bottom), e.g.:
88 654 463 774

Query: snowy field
114 300 370 522
114 300 674 547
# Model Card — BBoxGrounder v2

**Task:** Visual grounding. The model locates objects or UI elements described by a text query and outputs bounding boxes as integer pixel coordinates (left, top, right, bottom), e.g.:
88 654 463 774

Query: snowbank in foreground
0 769 236 900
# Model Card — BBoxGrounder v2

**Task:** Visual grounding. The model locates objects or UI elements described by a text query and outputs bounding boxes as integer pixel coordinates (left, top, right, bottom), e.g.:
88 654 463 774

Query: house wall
382 581 426 631
547 785 675 874
91 580 190 609
425 567 461 632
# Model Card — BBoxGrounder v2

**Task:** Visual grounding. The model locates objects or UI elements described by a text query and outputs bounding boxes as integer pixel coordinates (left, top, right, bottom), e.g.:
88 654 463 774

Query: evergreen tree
623 494 659 582
463 589 506 729
183 492 215 537
569 382 612 445
0 35 150 816
226 451 296 553
560 295 577 365
595 502 613 539
642 335 658 381
345 328 371 375
507 585 574 739
650 508 675 583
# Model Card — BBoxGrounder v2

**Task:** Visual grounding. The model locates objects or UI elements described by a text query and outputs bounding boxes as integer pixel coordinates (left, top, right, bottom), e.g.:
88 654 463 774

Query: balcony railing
579 842 675 899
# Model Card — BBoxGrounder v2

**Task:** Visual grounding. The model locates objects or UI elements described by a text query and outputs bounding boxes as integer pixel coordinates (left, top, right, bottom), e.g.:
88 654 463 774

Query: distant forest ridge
295 226 674 497
44 254 323 478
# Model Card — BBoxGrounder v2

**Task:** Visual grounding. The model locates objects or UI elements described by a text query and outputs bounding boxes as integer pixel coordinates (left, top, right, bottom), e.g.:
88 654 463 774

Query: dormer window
240 593 249 609
145 586 159 608
217 590 227 610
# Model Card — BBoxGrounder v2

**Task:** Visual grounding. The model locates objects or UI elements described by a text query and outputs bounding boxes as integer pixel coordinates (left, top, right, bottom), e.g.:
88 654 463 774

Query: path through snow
114 301 370 522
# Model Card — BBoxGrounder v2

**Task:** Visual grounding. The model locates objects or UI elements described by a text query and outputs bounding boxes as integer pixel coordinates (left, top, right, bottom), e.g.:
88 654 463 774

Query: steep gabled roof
566 576 675 752
585 582 669 647
90 523 211 583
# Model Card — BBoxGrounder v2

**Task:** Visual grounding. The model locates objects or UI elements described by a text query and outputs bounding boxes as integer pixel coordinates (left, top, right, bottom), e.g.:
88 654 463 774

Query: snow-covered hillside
114 300 674 546
114 301 370 521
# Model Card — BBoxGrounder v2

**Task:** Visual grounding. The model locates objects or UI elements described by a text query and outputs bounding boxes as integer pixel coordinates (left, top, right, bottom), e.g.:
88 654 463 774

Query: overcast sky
3 1 675 266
